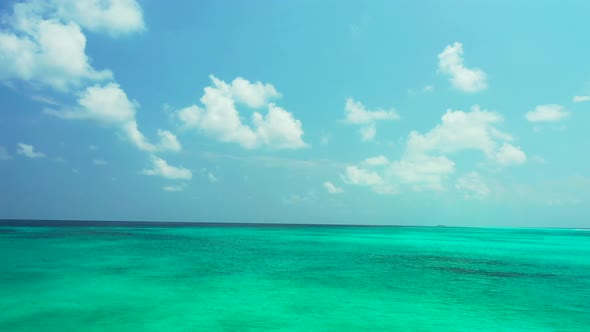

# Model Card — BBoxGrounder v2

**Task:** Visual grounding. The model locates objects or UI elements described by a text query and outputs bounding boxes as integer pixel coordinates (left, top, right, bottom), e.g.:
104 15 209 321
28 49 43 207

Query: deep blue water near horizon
1 220 589 331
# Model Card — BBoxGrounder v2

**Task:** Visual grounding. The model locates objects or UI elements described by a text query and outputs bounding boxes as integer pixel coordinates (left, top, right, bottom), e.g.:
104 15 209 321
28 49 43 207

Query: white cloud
455 172 490 199
438 42 487 93
29 95 58 105
177 75 306 149
0 146 13 160
341 165 383 186
16 143 45 158
494 143 526 166
387 155 455 191
55 0 145 37
323 181 344 194
405 105 517 162
142 155 192 180
344 98 400 124
122 120 156 151
344 98 399 141
525 104 569 123
163 183 187 192
360 125 376 141
0 18 111 91
47 83 135 123
200 168 220 182
341 165 395 194
230 77 280 108
207 172 219 183
156 130 182 152
423 85 434 92
341 105 525 194
92 159 107 165
573 96 590 103
362 155 389 166
47 83 181 152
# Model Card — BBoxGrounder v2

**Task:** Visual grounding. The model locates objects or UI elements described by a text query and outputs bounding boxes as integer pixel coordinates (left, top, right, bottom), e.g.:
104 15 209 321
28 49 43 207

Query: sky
1 0 589 227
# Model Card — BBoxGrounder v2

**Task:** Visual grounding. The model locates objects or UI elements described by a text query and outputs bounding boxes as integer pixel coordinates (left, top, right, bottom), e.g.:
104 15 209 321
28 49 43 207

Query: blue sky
1 0 589 227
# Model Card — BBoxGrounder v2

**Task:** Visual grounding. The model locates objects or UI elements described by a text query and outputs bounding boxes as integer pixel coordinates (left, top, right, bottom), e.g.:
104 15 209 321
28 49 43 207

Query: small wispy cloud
283 191 317 205
16 143 45 159
320 132 331 145
163 183 187 192
30 95 58 105
323 181 344 194
573 96 590 103
93 159 108 165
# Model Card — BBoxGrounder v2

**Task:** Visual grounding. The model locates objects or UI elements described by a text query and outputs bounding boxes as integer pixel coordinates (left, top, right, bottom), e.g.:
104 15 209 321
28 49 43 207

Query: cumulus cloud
455 172 490 199
341 105 525 194
494 143 526 166
323 181 344 194
0 146 13 160
0 0 143 90
573 96 590 103
55 0 145 37
142 155 192 180
344 98 399 141
405 105 524 164
177 75 306 149
46 83 181 152
525 104 569 123
0 15 112 91
16 143 45 158
341 165 395 194
438 42 487 93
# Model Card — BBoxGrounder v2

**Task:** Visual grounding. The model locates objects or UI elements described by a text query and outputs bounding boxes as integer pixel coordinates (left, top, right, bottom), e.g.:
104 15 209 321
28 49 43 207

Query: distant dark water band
0 219 423 228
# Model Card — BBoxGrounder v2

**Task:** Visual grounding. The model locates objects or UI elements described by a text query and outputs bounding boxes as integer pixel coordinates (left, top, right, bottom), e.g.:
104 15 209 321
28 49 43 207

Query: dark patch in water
433 266 557 279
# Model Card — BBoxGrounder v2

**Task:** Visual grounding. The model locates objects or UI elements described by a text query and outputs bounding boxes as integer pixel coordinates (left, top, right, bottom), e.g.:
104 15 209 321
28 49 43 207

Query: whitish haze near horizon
1 0 589 227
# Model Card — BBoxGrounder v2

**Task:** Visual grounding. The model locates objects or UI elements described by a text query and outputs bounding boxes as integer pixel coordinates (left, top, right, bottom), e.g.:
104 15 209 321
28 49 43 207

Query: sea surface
0 222 589 331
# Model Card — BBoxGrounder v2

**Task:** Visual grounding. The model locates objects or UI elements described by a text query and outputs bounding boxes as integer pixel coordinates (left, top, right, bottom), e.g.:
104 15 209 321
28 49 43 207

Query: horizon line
0 219 587 230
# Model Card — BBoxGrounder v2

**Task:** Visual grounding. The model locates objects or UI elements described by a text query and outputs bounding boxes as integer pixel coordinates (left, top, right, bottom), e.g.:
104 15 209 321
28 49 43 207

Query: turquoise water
0 224 589 331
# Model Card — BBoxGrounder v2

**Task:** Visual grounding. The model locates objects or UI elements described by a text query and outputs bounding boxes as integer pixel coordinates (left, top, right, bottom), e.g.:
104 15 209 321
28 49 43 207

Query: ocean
1 222 589 331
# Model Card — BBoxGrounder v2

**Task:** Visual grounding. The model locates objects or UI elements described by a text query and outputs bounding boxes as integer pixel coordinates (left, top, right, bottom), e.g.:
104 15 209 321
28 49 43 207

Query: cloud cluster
438 42 487 93
341 105 526 194
46 83 181 152
0 1 191 187
525 104 569 123
0 0 144 91
343 98 399 141
177 75 306 149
